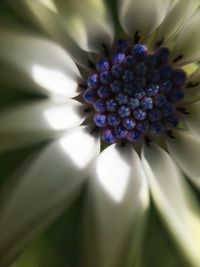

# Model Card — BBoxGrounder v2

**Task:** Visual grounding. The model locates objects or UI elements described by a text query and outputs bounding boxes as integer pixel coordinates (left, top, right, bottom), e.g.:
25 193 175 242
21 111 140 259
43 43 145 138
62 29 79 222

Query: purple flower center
82 40 187 144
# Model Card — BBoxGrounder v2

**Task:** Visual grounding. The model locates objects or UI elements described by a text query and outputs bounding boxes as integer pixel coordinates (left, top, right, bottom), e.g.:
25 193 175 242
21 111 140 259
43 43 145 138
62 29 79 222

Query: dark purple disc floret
82 40 187 144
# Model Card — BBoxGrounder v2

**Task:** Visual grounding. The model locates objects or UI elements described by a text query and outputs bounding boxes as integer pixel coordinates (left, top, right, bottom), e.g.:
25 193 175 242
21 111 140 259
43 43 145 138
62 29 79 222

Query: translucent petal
0 126 100 266
0 27 81 97
54 0 114 53
0 99 85 151
156 0 199 42
171 9 200 64
83 144 149 267
31 65 79 98
142 144 200 267
7 0 113 63
166 130 200 189
118 0 171 39
6 0 89 66
0 61 43 96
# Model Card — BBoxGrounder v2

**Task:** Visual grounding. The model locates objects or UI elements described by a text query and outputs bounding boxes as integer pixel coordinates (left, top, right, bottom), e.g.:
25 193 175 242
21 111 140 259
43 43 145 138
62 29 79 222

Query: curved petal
6 0 89 67
0 27 81 97
0 126 100 266
171 9 200 64
156 0 199 42
0 61 42 97
7 0 113 63
183 101 200 140
166 130 200 189
0 99 85 151
118 0 171 39
54 0 114 53
142 144 200 267
83 144 149 267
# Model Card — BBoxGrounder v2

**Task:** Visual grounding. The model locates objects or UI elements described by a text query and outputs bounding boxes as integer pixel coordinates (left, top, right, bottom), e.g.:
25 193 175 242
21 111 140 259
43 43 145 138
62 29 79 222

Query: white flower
0 0 200 267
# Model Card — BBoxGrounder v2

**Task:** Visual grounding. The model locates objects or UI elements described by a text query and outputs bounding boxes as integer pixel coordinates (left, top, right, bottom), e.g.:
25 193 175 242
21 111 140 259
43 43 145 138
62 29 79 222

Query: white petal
156 0 199 42
118 0 171 39
0 61 41 96
7 0 89 66
171 9 200 64
183 101 200 140
31 65 79 98
83 144 149 267
142 144 200 267
0 126 100 266
0 99 84 151
54 0 114 53
0 28 81 97
7 0 112 64
166 130 200 189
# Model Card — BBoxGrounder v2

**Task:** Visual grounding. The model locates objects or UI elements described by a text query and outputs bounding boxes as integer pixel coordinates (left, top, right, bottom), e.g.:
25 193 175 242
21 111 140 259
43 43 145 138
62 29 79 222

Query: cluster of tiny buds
82 39 187 144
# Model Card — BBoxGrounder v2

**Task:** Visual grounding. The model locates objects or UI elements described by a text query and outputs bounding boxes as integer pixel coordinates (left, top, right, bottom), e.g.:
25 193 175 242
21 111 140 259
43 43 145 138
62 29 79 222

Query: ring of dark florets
82 40 187 144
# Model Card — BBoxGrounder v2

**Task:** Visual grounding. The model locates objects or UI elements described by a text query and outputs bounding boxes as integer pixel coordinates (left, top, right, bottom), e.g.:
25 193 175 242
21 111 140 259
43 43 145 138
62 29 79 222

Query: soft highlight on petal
0 99 84 151
142 144 200 267
167 130 200 189
0 126 100 266
83 144 149 267
118 0 171 39
172 9 200 64
31 65 79 98
156 0 199 42
0 61 42 97
0 28 81 97
54 0 114 53
6 0 90 67
59 127 100 170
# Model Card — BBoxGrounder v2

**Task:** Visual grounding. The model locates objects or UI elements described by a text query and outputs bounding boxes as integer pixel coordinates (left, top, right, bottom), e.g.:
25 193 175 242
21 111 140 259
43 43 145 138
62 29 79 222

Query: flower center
82 40 187 144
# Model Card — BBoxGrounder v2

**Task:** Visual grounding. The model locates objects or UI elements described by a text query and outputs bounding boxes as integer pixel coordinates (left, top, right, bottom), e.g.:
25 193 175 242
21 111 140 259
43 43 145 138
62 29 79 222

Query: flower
0 0 200 267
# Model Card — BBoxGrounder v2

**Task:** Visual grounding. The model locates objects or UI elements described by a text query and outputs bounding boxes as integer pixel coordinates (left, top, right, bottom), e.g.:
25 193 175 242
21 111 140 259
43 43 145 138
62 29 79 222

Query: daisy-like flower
0 0 200 266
